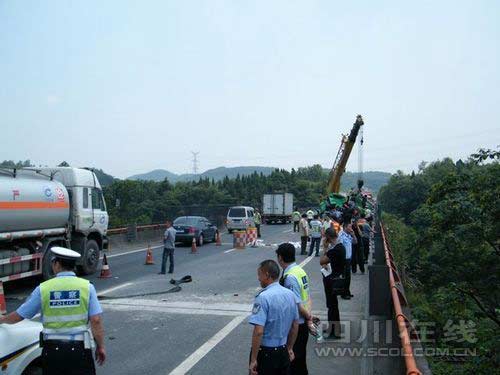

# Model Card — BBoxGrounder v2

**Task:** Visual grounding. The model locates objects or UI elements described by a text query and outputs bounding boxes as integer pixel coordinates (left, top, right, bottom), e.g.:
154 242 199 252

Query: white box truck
262 193 293 224
0 167 109 280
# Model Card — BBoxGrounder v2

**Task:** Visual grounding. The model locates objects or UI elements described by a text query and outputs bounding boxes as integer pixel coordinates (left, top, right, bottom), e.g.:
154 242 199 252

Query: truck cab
0 167 109 280
39 167 109 276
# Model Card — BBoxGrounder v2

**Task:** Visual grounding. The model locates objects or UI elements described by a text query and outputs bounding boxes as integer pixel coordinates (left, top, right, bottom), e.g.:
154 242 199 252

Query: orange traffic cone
145 245 155 265
191 237 197 254
0 281 6 315
99 254 112 278
215 230 222 246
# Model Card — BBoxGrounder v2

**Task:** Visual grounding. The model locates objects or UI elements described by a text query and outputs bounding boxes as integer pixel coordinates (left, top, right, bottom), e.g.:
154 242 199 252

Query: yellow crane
327 115 364 194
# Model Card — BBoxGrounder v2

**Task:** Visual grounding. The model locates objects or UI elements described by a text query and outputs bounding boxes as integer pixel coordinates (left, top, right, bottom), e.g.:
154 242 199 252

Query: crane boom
326 115 364 193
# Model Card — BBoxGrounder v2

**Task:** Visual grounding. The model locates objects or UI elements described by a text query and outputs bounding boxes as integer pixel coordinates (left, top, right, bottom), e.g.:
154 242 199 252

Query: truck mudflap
102 236 109 250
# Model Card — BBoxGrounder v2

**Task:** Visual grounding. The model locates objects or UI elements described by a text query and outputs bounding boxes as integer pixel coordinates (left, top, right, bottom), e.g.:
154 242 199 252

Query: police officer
306 209 314 226
249 260 300 375
0 247 106 374
292 208 301 232
254 209 262 238
276 243 316 375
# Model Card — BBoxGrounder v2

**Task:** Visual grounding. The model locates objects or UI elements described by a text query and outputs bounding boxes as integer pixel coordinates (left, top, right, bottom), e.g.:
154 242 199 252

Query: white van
226 206 255 233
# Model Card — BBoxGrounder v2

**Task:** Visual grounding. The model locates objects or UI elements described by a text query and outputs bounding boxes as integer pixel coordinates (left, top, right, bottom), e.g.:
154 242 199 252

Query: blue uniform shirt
17 272 102 331
249 282 300 347
282 263 305 324
339 230 353 259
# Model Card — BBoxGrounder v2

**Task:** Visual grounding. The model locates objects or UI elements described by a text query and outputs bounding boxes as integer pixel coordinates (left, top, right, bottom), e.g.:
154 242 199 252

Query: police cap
50 247 81 262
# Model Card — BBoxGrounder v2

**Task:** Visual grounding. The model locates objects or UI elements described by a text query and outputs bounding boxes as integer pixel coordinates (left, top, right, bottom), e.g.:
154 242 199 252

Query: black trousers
293 221 299 232
342 259 352 297
256 224 261 238
256 346 290 375
362 237 370 262
322 277 340 336
160 247 174 273
300 236 308 255
308 237 321 256
42 341 95 375
351 243 365 273
291 323 309 375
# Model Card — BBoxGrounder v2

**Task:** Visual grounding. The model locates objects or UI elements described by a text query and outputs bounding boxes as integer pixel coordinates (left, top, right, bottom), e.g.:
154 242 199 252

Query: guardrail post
126 223 137 242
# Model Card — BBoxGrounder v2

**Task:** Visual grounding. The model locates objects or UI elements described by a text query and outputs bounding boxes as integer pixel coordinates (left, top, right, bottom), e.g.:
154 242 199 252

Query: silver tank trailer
0 174 70 233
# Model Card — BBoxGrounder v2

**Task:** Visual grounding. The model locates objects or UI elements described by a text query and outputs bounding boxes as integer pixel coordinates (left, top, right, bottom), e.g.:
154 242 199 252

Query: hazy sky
1 1 499 178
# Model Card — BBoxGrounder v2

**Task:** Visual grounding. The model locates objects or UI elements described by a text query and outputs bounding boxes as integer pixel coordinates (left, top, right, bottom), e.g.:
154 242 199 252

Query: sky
1 0 499 178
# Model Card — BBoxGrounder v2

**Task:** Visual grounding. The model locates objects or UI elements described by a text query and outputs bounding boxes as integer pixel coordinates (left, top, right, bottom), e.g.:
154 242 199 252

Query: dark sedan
173 216 218 246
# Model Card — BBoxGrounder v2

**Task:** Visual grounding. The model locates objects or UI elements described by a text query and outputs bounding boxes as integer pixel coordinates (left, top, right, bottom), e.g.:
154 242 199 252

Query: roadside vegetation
378 148 499 374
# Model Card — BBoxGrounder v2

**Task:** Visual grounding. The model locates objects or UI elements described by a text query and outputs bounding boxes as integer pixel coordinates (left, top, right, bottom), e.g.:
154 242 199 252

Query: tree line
103 165 330 227
378 148 499 374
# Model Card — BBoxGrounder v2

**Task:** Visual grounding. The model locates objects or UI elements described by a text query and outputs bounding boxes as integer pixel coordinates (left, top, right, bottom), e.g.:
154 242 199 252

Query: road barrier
107 223 167 235
381 223 422 375
233 231 246 249
246 227 258 244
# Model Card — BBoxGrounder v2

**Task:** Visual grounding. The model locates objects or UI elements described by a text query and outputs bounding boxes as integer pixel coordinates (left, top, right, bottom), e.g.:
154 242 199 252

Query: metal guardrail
107 223 167 235
381 223 422 375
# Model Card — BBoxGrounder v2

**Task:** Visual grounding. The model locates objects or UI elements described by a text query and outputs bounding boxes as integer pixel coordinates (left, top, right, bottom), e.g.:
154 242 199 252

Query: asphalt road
4 225 376 375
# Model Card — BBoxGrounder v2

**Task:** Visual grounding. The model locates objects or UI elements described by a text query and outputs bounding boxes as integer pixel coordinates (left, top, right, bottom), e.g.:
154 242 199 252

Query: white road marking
168 314 247 375
282 229 293 233
98 282 133 296
224 248 237 254
105 245 162 259
299 255 315 268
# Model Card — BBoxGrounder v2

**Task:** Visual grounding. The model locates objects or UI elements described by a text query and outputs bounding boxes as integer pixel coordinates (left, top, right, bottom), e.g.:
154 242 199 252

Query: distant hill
128 166 275 182
93 168 115 187
339 171 391 194
128 169 180 183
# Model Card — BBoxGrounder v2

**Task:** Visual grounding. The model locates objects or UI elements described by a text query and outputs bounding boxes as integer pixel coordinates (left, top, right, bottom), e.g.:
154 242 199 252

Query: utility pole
191 151 200 176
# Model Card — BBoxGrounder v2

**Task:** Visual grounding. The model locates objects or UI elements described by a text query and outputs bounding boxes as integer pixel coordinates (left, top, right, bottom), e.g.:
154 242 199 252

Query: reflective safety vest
292 211 301 221
254 212 262 225
40 277 90 335
284 265 310 309
306 210 314 219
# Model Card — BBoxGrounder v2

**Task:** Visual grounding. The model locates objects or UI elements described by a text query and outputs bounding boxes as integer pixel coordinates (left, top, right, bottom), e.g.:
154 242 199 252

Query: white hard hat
50 247 81 261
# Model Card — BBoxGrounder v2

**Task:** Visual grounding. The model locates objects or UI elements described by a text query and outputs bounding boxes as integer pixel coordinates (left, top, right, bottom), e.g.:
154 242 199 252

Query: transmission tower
191 151 200 175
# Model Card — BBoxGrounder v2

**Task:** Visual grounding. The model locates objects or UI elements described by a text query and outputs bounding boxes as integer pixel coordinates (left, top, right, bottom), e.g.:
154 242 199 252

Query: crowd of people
249 201 374 374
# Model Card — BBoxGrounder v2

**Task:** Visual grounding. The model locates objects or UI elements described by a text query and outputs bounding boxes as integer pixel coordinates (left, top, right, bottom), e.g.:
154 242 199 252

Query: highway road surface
5 224 377 375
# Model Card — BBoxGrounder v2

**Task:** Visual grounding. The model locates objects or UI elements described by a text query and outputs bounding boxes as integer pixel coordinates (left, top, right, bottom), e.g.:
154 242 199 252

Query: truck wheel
79 240 100 275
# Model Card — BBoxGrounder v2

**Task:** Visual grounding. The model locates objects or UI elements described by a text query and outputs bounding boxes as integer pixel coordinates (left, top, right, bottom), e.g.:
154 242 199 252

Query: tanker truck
0 167 109 280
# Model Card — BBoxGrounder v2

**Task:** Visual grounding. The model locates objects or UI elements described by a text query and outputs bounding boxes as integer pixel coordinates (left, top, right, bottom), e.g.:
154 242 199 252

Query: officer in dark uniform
249 260 300 375
0 247 106 374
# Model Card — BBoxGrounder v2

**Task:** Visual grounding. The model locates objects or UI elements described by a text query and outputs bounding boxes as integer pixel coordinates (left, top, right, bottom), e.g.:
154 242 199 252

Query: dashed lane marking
299 254 315 268
105 245 162 259
98 282 133 296
224 248 237 254
282 229 293 233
